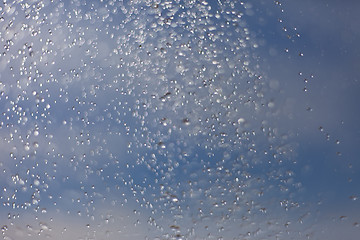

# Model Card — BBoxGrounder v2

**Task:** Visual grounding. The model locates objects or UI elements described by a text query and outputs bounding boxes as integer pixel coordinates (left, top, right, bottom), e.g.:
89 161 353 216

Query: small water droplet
182 118 190 125
267 101 275 108
158 142 166 149
34 179 40 186
170 225 180 230
339 216 347 221
349 196 358 201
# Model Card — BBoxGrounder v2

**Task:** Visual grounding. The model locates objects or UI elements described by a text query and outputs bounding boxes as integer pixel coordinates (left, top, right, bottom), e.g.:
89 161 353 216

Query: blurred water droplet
182 118 190 126
349 196 358 201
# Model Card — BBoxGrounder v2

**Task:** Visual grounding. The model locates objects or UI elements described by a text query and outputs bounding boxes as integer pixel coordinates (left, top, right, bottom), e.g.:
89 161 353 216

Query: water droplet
34 179 40 186
268 101 275 108
349 196 358 201
339 216 347 221
158 142 166 149
182 118 190 125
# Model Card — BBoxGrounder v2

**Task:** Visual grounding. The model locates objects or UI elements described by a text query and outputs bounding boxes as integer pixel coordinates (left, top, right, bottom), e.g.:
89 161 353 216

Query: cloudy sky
0 0 359 239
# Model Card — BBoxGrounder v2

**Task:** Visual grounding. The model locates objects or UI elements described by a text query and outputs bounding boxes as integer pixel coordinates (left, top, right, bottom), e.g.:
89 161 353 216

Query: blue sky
0 0 359 239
